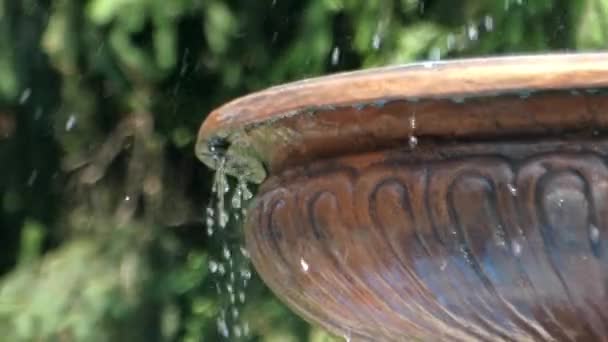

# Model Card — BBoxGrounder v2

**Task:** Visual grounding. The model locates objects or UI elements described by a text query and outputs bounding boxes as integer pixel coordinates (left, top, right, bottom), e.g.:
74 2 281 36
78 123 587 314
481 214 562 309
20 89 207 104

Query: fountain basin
197 53 608 341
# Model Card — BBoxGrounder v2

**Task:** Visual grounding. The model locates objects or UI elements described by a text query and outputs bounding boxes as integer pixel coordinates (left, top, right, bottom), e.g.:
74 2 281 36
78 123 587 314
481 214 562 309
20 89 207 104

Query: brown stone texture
247 139 608 341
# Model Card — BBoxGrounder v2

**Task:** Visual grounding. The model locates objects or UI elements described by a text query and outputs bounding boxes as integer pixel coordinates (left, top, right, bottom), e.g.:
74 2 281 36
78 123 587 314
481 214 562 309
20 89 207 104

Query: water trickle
205 155 255 340
408 115 418 149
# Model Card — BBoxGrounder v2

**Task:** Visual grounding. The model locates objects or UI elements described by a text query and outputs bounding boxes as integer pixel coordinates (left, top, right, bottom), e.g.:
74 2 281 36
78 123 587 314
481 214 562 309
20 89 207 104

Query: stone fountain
196 53 608 341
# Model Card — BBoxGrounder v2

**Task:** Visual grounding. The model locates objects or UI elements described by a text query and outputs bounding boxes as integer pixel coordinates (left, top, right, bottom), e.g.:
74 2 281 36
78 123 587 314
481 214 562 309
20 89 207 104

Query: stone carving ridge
246 149 608 341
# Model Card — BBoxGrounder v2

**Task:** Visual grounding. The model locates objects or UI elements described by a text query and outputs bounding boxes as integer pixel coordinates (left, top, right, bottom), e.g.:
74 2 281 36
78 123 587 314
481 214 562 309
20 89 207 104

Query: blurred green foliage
0 0 606 341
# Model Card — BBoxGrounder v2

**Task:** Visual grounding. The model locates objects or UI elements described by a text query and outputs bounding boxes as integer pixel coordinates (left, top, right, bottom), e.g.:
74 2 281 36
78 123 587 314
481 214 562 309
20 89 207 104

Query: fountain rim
196 52 608 183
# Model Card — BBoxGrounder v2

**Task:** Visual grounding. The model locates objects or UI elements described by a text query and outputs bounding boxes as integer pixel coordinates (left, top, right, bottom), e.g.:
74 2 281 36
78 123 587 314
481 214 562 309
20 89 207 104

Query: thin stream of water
207 156 254 340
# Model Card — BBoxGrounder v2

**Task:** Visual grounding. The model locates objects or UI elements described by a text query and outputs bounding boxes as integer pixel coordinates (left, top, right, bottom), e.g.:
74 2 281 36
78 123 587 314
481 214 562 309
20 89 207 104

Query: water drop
65 115 77 131
372 35 381 50
27 170 38 186
300 258 309 272
219 211 229 228
19 88 31 104
217 317 229 338
467 24 479 41
240 246 250 259
590 225 600 243
209 260 219 273
239 291 246 303
331 47 340 65
231 187 242 209
223 245 231 260
511 240 522 257
240 179 253 200
507 183 518 196
484 15 494 31
409 115 416 130
409 135 418 149
240 268 251 279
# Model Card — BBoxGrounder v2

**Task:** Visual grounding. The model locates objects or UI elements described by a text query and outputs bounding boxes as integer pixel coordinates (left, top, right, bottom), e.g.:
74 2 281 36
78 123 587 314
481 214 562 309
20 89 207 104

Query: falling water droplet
511 240 522 257
467 24 479 41
590 225 600 243
507 183 518 196
240 246 250 259
372 33 382 50
409 135 418 149
231 187 242 209
27 170 38 186
484 15 494 31
65 115 77 131
19 88 31 104
409 115 417 130
300 258 309 272
217 317 229 338
209 260 219 273
331 47 340 65
223 245 231 260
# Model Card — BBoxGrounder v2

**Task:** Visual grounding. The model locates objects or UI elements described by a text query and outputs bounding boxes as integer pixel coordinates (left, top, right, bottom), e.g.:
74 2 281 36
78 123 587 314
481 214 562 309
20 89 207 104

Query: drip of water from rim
207 155 254 340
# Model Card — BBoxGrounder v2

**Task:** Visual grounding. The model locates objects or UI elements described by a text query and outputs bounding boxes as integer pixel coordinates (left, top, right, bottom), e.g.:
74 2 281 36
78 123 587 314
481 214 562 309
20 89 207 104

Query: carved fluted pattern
245 142 608 341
